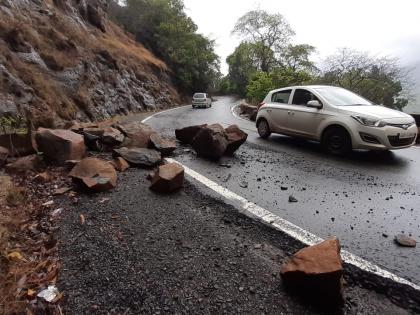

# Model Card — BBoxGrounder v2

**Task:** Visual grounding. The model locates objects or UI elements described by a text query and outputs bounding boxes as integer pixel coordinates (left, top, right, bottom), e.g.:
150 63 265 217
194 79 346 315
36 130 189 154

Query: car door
267 89 293 133
285 88 325 138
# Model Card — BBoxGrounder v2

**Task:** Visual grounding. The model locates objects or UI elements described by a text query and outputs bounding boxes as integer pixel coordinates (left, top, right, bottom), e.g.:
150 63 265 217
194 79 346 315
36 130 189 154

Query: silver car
192 93 212 108
256 85 418 154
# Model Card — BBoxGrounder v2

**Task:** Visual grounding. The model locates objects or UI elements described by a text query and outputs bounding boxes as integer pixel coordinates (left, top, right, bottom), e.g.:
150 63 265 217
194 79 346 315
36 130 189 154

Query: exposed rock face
5 154 45 174
224 125 248 155
69 157 117 192
113 147 161 167
280 237 344 307
35 128 86 164
175 124 207 144
191 124 228 160
150 162 184 193
0 0 179 128
117 122 156 148
0 146 9 166
149 133 177 155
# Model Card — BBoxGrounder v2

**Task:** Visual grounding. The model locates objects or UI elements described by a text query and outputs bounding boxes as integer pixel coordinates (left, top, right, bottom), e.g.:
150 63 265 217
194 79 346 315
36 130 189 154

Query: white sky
183 0 420 75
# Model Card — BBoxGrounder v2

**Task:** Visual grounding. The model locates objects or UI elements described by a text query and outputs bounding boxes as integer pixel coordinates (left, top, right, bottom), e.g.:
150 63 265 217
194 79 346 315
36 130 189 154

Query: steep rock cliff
0 0 180 128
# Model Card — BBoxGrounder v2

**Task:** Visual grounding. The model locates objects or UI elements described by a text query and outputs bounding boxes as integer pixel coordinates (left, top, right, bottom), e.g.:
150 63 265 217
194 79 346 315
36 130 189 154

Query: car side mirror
307 100 322 109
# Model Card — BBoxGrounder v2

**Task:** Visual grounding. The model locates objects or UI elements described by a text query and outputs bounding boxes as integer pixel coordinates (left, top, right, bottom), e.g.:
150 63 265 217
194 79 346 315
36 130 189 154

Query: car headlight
351 115 386 127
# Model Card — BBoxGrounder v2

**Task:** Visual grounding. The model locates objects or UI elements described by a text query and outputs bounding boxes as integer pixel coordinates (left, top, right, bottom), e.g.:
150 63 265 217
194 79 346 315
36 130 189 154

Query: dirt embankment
0 0 180 129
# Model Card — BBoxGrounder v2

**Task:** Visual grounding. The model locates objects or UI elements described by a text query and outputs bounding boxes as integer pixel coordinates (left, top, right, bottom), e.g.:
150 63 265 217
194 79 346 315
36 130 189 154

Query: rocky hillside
0 0 180 129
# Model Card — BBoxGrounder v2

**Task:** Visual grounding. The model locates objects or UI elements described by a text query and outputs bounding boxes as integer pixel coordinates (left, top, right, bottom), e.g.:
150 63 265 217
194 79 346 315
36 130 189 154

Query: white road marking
166 157 420 292
143 103 420 292
230 103 253 123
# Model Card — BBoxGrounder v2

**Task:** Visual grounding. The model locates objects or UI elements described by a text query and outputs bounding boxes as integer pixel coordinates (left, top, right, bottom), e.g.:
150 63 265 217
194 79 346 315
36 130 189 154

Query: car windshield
314 87 372 106
193 93 206 98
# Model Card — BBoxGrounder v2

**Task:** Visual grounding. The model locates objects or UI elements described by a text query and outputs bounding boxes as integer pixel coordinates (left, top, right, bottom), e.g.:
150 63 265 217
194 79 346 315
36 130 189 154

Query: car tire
192 105 196 109
322 127 352 155
257 119 271 139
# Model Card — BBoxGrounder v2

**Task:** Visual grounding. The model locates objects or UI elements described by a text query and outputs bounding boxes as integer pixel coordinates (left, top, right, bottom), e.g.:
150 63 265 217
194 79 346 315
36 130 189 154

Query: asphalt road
146 96 420 286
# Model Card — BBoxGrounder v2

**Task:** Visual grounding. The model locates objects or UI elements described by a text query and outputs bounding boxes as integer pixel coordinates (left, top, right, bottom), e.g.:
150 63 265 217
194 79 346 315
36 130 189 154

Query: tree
319 48 412 110
232 10 294 72
109 0 220 94
226 43 260 95
280 44 317 72
246 72 275 103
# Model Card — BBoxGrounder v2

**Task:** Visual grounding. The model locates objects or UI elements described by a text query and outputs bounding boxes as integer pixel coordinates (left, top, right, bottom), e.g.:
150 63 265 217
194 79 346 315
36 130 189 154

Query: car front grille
387 136 416 147
387 123 415 129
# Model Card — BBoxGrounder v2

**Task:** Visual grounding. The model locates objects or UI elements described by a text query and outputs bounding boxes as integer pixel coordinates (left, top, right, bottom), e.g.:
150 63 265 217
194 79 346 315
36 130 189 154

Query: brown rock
113 147 161 167
69 157 117 192
53 187 71 195
280 237 344 307
149 133 177 155
175 124 207 144
0 146 9 167
101 127 124 146
117 122 156 148
5 154 45 174
191 124 228 160
109 157 129 172
34 171 52 183
65 160 80 170
395 234 416 247
150 163 184 193
35 128 86 164
224 125 248 155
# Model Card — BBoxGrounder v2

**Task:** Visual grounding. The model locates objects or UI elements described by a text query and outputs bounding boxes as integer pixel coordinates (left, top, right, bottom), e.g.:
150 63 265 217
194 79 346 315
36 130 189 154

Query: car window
292 89 321 106
193 93 206 98
271 90 292 104
314 87 372 106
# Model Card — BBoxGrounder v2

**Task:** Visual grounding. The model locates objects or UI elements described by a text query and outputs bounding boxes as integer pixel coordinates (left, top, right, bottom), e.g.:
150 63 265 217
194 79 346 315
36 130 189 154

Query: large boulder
5 154 45 174
150 163 184 193
101 127 124 146
117 122 156 148
149 133 177 156
175 124 207 144
35 128 86 164
280 237 344 308
0 146 9 167
113 147 161 167
191 124 228 160
69 157 117 192
224 125 248 155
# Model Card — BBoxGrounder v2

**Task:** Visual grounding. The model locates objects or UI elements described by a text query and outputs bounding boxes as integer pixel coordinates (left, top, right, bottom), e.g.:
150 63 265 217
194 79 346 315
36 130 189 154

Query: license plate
398 132 415 139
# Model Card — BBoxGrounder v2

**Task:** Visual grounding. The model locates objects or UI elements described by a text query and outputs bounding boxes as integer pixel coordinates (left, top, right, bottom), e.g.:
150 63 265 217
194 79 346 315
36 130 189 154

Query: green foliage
246 72 275 104
109 0 220 94
318 48 411 110
0 114 28 134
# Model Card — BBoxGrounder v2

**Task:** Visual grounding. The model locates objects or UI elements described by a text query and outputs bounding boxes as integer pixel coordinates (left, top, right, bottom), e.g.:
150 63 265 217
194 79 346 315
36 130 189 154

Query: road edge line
165 157 420 293
142 104 192 124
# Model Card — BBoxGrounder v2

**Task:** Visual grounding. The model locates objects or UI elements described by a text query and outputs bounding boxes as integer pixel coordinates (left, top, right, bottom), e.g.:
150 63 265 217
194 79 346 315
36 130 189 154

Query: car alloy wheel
257 119 271 138
323 128 351 155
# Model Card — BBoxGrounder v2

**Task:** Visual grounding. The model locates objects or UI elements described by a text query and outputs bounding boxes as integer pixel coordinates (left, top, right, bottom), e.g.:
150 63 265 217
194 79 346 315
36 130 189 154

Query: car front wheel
322 127 352 155
257 119 271 138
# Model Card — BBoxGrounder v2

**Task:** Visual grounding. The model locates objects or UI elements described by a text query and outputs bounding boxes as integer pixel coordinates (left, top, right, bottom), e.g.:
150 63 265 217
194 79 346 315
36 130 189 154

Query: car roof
269 85 341 94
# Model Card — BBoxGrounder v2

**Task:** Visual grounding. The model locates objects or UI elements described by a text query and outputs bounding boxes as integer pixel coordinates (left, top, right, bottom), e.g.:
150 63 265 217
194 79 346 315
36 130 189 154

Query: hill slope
0 0 180 128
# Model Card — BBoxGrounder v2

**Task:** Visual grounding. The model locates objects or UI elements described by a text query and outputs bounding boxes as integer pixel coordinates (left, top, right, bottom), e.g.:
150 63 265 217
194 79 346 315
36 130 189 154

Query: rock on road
146 96 420 285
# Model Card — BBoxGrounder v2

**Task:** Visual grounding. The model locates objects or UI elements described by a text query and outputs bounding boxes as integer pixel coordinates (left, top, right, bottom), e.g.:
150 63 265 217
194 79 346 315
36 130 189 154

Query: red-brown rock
0 146 9 167
224 125 248 155
113 147 161 167
149 133 177 155
101 127 124 146
35 128 86 164
191 124 228 160
5 154 45 174
117 122 156 148
175 124 207 144
280 237 344 307
34 171 52 183
395 234 416 247
69 157 117 192
150 162 184 193
109 157 130 172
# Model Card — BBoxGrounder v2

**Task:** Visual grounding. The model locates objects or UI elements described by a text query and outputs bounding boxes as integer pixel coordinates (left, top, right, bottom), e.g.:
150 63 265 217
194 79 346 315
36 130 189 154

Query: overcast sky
184 0 420 73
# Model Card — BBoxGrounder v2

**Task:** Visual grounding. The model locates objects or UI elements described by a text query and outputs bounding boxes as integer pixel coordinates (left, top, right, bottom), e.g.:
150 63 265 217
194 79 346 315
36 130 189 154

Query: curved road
146 96 420 285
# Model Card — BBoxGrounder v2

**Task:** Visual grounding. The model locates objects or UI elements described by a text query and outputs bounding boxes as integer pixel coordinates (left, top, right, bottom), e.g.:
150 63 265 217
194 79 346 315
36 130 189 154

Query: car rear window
193 93 206 98
271 90 292 104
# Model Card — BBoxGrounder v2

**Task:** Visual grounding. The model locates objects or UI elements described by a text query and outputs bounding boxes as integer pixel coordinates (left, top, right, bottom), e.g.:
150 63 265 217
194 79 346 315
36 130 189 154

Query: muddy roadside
56 163 415 314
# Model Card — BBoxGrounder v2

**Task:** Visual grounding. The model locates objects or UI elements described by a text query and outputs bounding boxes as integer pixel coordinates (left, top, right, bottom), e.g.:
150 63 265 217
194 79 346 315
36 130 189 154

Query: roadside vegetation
109 0 221 95
221 9 412 110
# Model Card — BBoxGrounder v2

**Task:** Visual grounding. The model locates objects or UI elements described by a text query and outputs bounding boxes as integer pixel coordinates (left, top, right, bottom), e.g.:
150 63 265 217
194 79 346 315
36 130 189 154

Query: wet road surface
146 96 420 285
